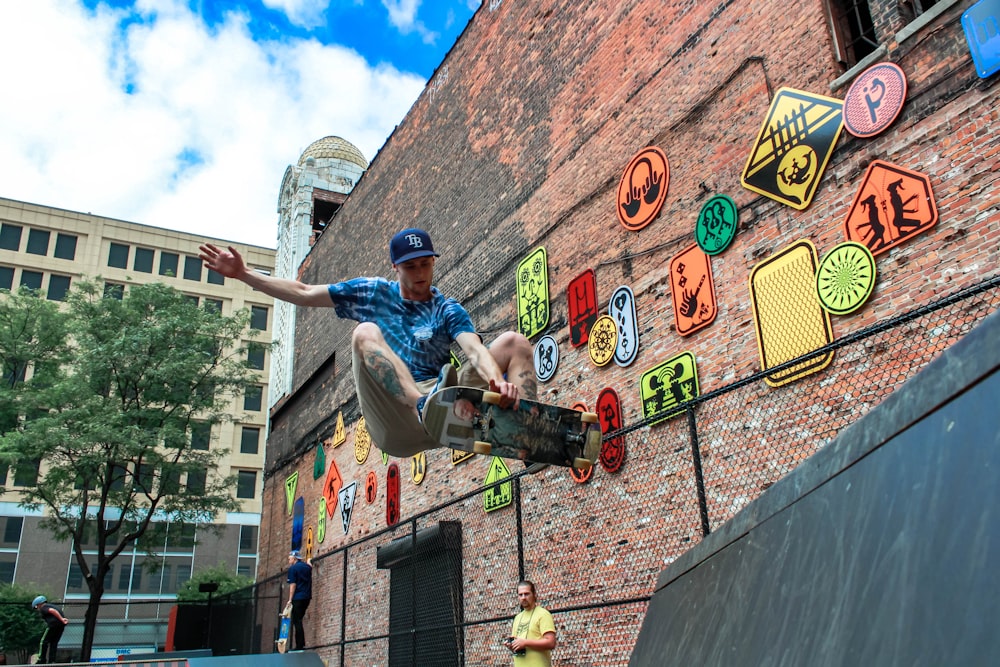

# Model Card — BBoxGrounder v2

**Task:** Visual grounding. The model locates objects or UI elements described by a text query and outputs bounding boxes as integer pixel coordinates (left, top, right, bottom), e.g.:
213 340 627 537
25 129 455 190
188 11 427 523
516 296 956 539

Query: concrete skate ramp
629 309 1000 666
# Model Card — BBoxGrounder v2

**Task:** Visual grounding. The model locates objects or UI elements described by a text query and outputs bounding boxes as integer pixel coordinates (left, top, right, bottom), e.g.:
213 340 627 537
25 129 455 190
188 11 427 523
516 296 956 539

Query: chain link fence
210 275 998 666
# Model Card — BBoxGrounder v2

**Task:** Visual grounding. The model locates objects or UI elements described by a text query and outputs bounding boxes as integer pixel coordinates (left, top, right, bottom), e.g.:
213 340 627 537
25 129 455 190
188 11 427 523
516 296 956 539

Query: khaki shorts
352 354 466 457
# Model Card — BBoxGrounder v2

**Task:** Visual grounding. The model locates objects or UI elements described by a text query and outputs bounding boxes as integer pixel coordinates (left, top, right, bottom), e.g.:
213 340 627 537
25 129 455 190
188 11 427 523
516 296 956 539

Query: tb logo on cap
390 228 438 263
405 233 424 249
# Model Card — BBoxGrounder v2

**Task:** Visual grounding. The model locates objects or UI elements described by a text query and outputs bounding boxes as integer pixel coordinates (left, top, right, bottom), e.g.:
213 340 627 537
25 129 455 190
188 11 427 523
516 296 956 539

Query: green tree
175 563 255 602
0 281 261 661
0 583 45 664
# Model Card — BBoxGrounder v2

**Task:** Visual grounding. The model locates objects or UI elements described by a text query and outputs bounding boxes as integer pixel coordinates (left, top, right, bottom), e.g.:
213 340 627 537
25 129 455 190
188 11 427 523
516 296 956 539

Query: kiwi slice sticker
816 241 876 315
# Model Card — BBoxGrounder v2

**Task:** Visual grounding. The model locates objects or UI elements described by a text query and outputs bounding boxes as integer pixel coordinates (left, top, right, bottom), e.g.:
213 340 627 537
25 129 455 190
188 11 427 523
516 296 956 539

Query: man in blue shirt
199 228 534 457
285 550 313 651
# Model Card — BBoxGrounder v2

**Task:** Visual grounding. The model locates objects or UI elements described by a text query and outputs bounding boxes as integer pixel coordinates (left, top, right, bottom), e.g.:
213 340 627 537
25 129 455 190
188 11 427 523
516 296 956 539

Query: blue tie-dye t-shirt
327 277 475 382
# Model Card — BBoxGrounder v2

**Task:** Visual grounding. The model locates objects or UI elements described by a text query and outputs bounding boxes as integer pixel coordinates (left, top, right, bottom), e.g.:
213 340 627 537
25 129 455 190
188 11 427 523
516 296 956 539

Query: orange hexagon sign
842 160 938 257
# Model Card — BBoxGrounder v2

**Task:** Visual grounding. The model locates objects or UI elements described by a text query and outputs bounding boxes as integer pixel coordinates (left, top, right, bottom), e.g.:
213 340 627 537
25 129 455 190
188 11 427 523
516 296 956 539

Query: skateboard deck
422 386 602 468
276 602 292 653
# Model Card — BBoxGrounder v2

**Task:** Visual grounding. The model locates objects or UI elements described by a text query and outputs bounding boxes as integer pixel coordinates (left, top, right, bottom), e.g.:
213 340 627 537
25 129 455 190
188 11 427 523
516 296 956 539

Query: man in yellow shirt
506 581 557 666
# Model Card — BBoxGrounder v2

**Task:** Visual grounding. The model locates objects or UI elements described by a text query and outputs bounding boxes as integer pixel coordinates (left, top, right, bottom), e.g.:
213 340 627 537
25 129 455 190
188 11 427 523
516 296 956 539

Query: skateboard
276 602 292 653
422 386 602 468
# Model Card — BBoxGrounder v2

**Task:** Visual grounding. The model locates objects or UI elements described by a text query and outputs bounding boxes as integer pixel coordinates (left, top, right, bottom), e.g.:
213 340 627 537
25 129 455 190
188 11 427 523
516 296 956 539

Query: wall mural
749 239 834 387
816 241 877 316
567 269 598 347
322 457 343 518
364 470 377 504
339 481 357 535
639 352 700 425
291 497 304 551
305 526 313 561
741 87 844 210
386 463 400 526
597 387 625 473
312 440 325 480
616 146 670 231
669 243 718 337
695 194 739 256
842 62 907 139
410 452 427 485
842 160 938 257
963 1 1000 78
332 411 345 447
609 285 639 367
516 246 549 339
533 334 559 383
317 498 326 543
354 416 372 464
451 448 475 465
284 472 298 515
483 456 513 512
588 315 618 367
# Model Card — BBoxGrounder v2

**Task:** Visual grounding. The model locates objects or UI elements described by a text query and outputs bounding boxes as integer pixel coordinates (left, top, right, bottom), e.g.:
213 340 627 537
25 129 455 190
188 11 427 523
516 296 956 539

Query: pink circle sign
843 62 907 139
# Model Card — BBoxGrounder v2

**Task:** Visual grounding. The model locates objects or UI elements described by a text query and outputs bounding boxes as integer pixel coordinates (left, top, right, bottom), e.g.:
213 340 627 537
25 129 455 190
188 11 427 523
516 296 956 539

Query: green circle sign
816 241 877 315
695 194 738 255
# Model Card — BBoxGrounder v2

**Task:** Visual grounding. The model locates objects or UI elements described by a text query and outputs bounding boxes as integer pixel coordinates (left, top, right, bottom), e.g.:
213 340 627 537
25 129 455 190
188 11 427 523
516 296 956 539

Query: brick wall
259 0 998 663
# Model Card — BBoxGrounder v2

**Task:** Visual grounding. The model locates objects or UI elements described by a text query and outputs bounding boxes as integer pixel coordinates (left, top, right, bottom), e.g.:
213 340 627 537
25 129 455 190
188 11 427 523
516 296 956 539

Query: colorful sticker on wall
382 451 388 465
569 401 594 484
291 496 304 551
588 315 618 367
332 412 345 447
386 463 400 526
410 452 427 485
695 195 739 256
609 286 639 368
841 160 938 257
617 146 670 231
312 441 326 480
749 239 834 387
533 334 559 383
452 448 475 465
816 242 877 315
567 269 598 348
285 472 299 515
304 526 314 561
741 87 844 210
354 416 372 464
639 352 700 425
339 481 357 535
516 247 549 339
483 456 513 512
365 471 378 504
597 387 625 473
323 458 343 518
842 62 907 138
669 244 717 337
963 0 1000 79
317 499 326 543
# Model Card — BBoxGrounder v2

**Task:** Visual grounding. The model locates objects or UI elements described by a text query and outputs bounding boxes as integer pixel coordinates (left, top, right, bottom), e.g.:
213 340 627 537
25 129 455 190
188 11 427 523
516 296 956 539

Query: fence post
514 475 525 581
687 405 711 536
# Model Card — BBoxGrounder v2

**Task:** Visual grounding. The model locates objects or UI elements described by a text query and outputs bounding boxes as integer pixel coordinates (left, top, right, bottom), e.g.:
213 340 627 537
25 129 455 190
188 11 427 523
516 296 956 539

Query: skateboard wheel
481 391 502 405
473 441 492 455
580 412 599 424
573 457 593 470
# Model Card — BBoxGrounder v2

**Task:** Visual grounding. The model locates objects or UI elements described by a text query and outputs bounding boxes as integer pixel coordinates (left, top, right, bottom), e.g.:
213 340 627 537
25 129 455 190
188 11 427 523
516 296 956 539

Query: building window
825 0 878 68
250 305 268 331
13 459 40 487
0 224 22 251
159 252 179 277
26 229 50 256
104 282 125 300
246 344 265 371
237 557 257 578
108 242 129 269
1 517 23 547
167 522 196 551
240 426 260 455
207 268 225 285
243 386 263 412
190 422 211 450
203 298 223 313
0 553 16 584
47 274 71 301
133 247 155 273
238 525 258 553
20 270 43 291
183 256 202 281
0 266 13 291
236 470 257 499
186 469 207 495
54 233 77 260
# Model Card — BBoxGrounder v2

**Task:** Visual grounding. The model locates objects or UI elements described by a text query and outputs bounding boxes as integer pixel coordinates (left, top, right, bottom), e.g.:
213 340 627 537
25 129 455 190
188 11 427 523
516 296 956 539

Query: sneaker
416 363 458 422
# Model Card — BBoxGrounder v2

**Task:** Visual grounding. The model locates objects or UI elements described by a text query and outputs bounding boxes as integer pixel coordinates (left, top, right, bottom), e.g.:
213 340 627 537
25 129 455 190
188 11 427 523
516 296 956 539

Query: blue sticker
963 0 1000 78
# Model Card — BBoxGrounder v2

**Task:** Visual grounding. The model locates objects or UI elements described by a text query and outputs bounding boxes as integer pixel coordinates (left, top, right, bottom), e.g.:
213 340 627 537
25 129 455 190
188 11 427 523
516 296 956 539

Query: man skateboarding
32 595 68 664
199 228 535 458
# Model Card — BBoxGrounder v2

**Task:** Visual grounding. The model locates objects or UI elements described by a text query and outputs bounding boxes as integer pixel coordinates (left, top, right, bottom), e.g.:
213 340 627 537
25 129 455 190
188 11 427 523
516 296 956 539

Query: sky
0 0 480 248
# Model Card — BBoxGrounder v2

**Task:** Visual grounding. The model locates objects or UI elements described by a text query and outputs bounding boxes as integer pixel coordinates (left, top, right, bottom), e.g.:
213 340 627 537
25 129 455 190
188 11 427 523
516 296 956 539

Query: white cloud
0 0 426 248
381 0 438 45
260 0 332 30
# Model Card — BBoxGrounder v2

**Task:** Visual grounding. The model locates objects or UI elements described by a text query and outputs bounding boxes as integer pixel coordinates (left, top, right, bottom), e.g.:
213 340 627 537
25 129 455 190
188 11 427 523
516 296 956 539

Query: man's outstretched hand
199 244 246 278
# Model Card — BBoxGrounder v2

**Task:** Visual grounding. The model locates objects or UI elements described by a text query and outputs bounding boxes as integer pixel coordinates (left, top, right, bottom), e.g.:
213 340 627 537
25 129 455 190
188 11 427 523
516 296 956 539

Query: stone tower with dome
270 136 368 407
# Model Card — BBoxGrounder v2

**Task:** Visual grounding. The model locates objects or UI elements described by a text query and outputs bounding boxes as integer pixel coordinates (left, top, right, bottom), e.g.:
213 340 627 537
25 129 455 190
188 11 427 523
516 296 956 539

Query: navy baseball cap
390 228 439 264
